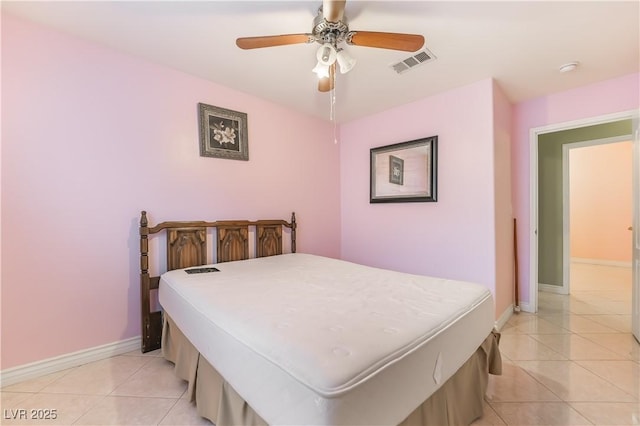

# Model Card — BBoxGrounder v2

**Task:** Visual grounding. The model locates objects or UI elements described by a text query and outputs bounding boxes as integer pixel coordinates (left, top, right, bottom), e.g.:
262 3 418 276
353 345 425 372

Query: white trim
529 109 639 314
539 283 568 294
0 336 141 387
562 143 571 295
532 110 638 136
494 303 514 331
528 126 539 314
518 301 533 313
562 136 631 151
571 257 632 268
633 115 640 341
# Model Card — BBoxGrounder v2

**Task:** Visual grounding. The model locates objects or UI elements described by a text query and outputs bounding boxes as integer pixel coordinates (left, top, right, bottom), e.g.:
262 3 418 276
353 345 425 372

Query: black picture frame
370 136 437 203
198 103 248 161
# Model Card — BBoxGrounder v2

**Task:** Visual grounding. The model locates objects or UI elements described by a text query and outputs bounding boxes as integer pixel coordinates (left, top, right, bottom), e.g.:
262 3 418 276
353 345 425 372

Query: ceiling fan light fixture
317 43 337 66
336 49 356 74
312 61 330 78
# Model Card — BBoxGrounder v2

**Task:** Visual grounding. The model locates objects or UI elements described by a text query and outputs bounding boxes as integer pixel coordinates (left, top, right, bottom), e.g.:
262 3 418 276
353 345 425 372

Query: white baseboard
0 336 141 387
494 304 514 331
539 283 568 294
571 257 632 268
518 301 533 313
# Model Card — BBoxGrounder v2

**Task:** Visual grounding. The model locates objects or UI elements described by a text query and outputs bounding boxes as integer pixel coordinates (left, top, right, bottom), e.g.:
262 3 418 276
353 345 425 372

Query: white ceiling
3 1 639 123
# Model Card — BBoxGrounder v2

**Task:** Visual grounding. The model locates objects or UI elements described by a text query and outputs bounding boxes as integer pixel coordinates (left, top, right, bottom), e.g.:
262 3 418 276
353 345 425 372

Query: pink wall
340 79 501 299
512 73 639 306
1 14 341 369
570 141 633 262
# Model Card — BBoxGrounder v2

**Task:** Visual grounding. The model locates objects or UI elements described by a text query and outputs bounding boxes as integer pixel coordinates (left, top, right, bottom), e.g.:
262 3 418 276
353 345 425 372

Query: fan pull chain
332 90 338 143
329 81 335 122
330 72 338 144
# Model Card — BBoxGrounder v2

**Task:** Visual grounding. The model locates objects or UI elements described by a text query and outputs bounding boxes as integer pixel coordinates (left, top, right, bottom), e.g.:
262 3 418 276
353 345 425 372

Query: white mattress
159 253 494 425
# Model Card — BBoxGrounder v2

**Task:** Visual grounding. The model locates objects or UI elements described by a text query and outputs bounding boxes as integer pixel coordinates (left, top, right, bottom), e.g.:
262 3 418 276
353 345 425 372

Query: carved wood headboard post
140 211 149 274
139 211 156 352
291 212 297 253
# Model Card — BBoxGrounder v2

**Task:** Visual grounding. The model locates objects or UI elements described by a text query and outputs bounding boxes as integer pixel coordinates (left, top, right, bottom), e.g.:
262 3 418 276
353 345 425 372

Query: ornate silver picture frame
198 103 248 161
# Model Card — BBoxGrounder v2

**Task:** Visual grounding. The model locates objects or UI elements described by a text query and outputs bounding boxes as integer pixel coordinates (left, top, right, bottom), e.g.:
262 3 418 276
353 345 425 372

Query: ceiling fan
236 0 425 92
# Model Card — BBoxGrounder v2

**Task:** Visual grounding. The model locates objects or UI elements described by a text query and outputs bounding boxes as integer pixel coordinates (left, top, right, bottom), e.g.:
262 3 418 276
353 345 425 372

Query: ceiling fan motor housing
312 10 350 47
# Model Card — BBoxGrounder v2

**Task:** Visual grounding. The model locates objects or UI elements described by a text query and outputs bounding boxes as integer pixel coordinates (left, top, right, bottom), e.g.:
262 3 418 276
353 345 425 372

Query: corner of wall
492 80 516 319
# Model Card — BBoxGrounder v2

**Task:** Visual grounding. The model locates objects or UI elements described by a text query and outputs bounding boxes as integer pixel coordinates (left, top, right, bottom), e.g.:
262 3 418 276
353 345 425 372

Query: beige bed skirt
162 315 502 426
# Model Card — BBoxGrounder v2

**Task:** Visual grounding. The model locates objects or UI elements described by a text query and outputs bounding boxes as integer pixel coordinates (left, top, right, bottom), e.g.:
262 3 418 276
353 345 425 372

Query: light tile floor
1 263 637 425
472 263 639 426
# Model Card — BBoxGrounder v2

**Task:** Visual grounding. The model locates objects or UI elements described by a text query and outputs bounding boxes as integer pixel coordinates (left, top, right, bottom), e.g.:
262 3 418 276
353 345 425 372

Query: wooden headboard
139 210 297 353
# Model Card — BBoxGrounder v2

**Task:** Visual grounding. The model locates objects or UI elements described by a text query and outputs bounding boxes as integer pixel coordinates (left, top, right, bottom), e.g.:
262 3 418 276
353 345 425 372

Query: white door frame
632 115 639 342
560 136 633 297
528 109 639 314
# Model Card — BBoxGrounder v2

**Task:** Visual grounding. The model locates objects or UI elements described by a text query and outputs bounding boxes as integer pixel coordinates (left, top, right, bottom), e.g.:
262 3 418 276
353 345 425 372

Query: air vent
390 48 436 74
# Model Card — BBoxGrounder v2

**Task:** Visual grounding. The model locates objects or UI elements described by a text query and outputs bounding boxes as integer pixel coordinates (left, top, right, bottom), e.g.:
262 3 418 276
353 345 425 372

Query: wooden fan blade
318 63 336 92
348 31 424 52
323 0 346 22
236 34 312 49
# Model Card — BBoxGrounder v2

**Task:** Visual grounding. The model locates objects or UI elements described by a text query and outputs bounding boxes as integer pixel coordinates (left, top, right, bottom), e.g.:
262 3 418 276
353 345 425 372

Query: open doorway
536 121 632 293
568 140 633 270
529 110 639 342
551 139 634 325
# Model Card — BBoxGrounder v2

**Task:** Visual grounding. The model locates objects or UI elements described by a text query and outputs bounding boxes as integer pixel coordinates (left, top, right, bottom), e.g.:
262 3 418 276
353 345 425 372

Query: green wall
537 119 632 286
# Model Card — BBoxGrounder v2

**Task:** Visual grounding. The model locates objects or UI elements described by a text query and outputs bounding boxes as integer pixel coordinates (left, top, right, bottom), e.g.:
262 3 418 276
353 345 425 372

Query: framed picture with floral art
198 103 248 161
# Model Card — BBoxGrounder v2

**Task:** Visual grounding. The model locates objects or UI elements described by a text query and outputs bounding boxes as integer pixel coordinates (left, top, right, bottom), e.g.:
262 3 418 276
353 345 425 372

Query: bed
139 211 501 426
